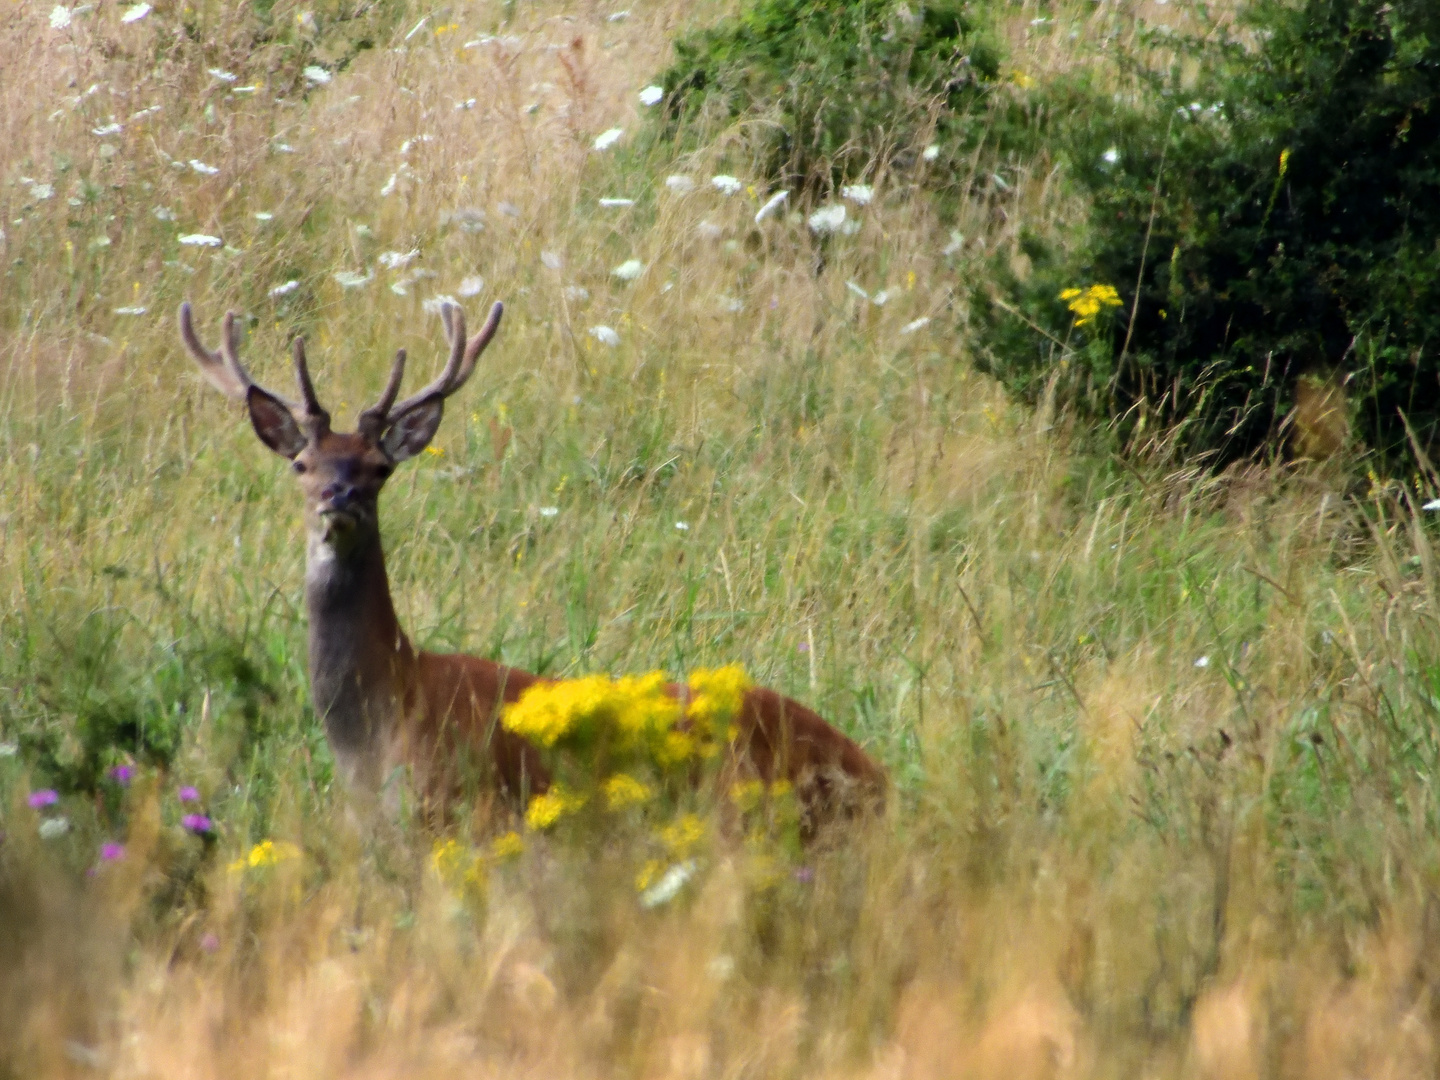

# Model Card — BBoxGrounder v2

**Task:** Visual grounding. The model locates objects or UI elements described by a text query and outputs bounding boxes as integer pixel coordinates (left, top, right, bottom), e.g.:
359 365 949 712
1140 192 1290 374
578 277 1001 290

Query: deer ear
246 385 307 459
381 397 444 463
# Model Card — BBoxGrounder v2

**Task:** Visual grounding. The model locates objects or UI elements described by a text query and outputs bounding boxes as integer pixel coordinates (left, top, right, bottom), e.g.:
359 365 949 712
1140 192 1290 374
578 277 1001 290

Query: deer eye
375 464 392 480
292 461 307 474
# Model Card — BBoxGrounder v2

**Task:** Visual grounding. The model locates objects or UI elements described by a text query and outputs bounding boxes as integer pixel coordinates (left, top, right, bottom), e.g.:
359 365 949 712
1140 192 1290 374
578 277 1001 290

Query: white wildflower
152 206 174 221
390 281 409 296
208 68 237 83
1101 146 1120 165
754 190 788 223
50 6 72 29
871 289 892 306
612 259 644 281
92 122 122 137
592 128 624 151
269 280 300 298
599 197 635 208
541 251 562 270
29 183 54 201
807 203 846 234
841 184 873 205
303 66 331 85
273 142 296 153
457 275 485 297
900 316 931 335
640 859 696 908
718 296 743 312
254 211 274 221
589 325 620 346
563 286 590 302
710 174 743 196
378 249 418 270
333 270 374 288
942 230 965 256
664 175 695 194
177 234 222 247
922 144 940 161
497 201 521 218
539 506 559 518
120 2 150 21
113 306 147 315
638 85 663 106
1194 656 1211 669
39 817 71 840
696 220 723 239
674 521 689 531
189 160 219 175
0 742 16 757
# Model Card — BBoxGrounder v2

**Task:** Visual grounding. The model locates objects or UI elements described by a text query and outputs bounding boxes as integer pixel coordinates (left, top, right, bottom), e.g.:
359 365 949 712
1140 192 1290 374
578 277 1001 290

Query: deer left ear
380 396 444 462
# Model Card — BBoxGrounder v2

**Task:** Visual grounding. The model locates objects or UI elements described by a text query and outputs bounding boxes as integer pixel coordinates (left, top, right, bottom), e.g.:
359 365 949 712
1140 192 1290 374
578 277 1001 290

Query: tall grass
4 0 1440 1075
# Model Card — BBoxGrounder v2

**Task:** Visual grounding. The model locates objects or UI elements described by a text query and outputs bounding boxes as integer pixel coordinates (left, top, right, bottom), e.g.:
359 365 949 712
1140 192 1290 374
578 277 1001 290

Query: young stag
178 300 885 825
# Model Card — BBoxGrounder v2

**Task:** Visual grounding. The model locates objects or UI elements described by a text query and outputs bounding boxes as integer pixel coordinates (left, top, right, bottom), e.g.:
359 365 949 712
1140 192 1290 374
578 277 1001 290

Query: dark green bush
657 0 1003 192
981 0 1440 468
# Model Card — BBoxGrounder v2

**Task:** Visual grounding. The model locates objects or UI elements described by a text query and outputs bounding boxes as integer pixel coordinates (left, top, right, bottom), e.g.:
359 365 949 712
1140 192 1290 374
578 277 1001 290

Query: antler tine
387 301 503 420
291 337 330 429
356 349 408 438
178 302 299 408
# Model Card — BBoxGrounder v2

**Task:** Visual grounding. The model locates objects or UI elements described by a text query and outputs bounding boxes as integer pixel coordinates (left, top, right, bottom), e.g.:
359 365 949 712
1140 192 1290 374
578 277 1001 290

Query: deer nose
322 483 360 507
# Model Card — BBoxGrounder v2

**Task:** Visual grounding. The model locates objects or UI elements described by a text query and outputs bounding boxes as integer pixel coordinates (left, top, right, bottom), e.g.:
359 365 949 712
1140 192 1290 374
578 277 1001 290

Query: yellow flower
1059 284 1123 328
227 839 301 873
524 784 589 830
603 773 653 809
1279 147 1291 178
430 838 486 893
686 664 751 738
491 831 525 859
1011 69 1035 89
730 778 765 813
636 858 664 891
659 813 706 857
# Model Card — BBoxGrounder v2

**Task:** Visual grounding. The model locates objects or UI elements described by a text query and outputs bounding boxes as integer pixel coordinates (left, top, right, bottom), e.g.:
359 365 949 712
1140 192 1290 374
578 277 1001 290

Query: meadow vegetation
4 0 1440 1076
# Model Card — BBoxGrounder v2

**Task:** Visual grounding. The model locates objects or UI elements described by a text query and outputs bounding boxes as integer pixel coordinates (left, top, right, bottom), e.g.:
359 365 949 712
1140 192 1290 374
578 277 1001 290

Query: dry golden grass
4 0 1440 1076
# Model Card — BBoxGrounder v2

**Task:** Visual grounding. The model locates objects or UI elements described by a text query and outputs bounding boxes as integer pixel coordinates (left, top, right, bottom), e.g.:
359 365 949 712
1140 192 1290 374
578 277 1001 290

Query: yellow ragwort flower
659 813 706 858
602 773 654 810
686 663 751 738
524 784 589 830
1059 284 1123 328
227 839 301 873
491 831 525 859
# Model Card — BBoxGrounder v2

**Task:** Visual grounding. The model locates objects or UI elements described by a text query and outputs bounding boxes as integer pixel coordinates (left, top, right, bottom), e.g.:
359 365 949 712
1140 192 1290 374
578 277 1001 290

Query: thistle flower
178 786 200 802
108 764 134 785
100 842 125 861
28 789 59 809
181 814 212 834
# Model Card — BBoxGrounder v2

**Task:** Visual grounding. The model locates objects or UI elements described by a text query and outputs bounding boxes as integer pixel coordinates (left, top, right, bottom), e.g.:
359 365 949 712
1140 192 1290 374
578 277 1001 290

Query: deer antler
357 301 503 438
179 302 332 435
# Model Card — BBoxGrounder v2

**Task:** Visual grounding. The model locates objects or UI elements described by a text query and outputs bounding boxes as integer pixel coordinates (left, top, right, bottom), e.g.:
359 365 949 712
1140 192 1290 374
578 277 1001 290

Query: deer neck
304 522 414 786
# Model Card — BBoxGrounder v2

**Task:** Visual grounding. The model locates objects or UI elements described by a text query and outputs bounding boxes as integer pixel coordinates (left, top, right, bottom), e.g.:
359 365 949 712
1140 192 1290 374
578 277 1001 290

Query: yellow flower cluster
430 838 487 894
686 664 752 743
524 783 589 830
1059 284 1123 328
227 839 301 874
503 671 681 750
603 773 653 809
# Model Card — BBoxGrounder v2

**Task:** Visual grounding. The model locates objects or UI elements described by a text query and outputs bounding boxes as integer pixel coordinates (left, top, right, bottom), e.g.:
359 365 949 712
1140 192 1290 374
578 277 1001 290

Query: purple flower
109 764 135 785
100 842 125 861
793 866 815 884
27 789 59 809
181 813 212 834
200 933 220 953
178 786 200 803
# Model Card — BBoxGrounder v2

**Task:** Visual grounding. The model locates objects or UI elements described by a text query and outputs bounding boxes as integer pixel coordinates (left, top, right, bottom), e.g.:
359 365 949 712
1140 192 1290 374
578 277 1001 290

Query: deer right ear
246 385 308 459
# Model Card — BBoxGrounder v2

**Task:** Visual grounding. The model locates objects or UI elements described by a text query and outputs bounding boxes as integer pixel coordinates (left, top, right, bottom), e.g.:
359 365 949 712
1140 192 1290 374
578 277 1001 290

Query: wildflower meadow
4 0 1440 1076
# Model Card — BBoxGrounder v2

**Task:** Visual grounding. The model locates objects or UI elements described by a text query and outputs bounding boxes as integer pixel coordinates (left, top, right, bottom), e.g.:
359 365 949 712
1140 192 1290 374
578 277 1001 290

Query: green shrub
982 0 1440 468
657 0 1003 192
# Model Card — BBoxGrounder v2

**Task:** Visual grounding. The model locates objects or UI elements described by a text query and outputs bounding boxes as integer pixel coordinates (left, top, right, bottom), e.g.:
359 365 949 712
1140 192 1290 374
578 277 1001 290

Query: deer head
178 300 503 550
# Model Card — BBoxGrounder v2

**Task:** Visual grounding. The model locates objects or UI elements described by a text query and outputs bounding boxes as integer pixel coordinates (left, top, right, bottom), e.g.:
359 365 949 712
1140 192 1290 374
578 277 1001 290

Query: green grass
4 0 1440 1075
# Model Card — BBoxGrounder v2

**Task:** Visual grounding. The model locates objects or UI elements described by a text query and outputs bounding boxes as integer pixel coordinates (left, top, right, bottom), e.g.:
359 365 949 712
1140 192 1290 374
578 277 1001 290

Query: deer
177 299 885 830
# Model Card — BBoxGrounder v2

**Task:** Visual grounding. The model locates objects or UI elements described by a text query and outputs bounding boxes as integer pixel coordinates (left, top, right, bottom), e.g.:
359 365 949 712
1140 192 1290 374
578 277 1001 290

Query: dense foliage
656 0 1002 191
983 0 1440 467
